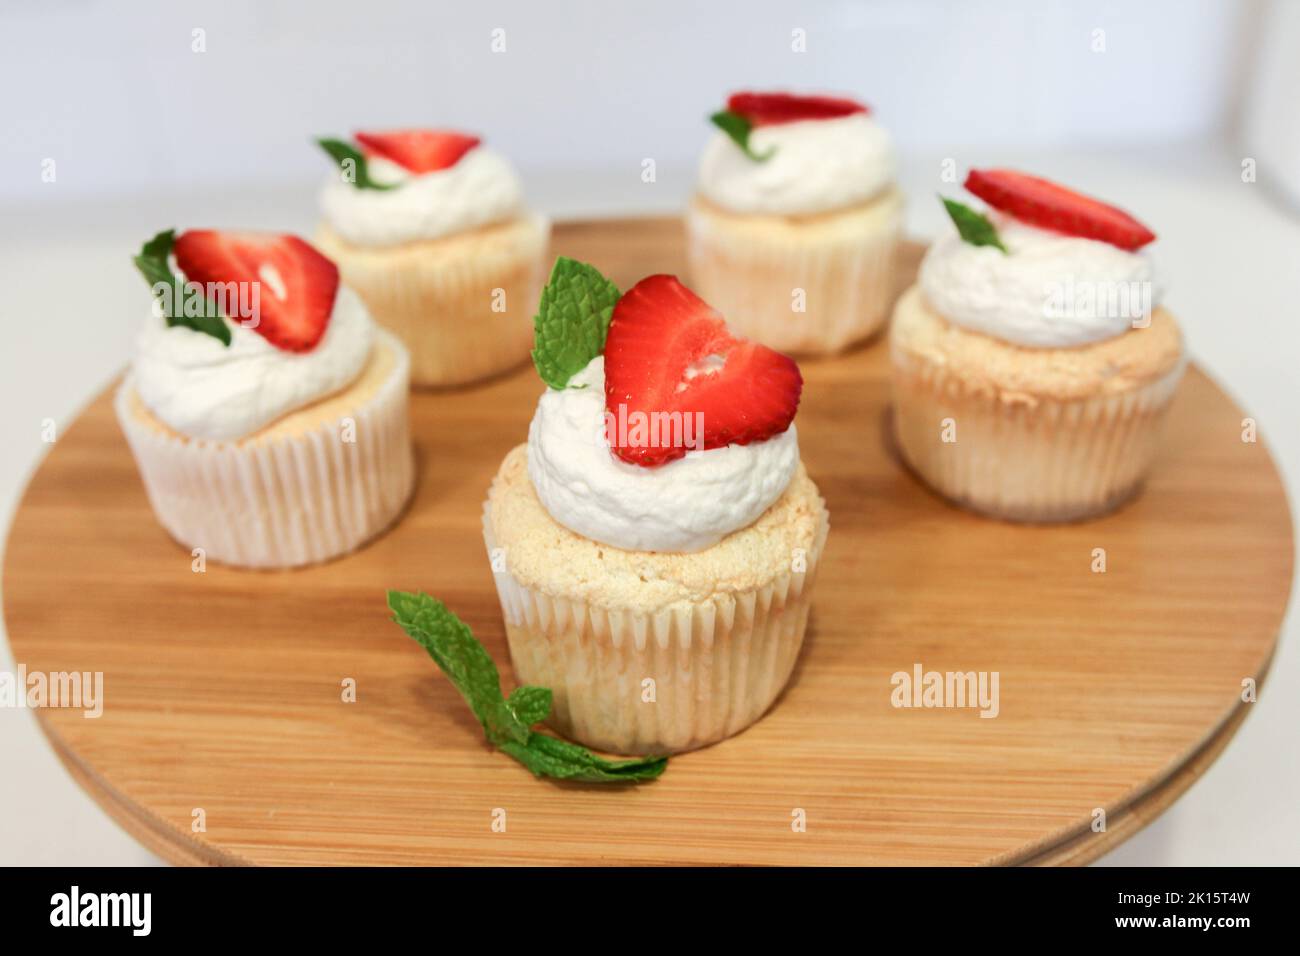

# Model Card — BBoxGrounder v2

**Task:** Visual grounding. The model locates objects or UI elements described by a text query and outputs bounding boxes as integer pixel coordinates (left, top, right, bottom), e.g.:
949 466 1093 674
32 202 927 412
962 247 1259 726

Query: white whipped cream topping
526 357 799 553
319 146 526 246
919 214 1163 348
132 285 375 441
697 114 896 216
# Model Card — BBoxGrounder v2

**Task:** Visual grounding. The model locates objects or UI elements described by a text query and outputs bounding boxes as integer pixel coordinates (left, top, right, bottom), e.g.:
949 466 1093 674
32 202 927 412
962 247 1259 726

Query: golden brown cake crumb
891 285 1184 403
486 444 828 611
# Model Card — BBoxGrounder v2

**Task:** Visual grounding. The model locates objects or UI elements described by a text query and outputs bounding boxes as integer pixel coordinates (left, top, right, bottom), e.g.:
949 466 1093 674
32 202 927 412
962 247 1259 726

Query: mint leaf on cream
132 229 231 346
940 196 1007 253
530 256 622 390
709 110 775 162
316 138 398 191
388 590 667 783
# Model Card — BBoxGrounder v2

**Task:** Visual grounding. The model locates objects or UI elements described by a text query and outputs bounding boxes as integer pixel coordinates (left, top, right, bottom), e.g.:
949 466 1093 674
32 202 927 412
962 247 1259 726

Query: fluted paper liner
116 331 415 569
482 501 830 756
891 345 1186 522
686 193 902 355
316 215 549 387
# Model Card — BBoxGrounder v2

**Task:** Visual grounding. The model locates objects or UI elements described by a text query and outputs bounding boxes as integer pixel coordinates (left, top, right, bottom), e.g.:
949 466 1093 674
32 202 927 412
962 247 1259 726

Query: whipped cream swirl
920 214 1163 348
697 114 896 216
526 357 798 553
132 285 375 441
319 146 526 247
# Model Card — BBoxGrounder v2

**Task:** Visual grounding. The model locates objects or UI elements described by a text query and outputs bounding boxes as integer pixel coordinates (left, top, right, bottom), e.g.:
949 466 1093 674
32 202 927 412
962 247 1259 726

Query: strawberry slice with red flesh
354 129 481 173
727 91 868 126
603 275 802 467
964 169 1156 251
173 231 339 352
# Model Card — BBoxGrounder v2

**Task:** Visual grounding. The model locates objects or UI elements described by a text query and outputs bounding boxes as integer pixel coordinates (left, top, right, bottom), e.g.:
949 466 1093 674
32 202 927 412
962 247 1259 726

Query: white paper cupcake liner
316 215 549 387
482 501 830 755
115 330 415 568
891 347 1187 522
686 193 902 354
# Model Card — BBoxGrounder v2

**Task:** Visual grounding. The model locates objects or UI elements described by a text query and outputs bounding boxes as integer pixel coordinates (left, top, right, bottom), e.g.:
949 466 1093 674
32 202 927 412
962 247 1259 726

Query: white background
1 0 1296 865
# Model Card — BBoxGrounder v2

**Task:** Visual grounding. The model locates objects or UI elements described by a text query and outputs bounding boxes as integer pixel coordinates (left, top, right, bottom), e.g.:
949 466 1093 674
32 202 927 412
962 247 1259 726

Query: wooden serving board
3 218 1292 866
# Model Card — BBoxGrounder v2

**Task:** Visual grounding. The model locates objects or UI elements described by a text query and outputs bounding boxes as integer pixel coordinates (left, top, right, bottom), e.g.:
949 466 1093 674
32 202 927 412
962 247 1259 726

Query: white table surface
1 142 1296 866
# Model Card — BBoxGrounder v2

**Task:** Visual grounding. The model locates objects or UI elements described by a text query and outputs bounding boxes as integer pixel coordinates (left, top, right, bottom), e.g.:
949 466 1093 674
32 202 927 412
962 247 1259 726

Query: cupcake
890 169 1185 522
483 257 829 755
117 229 415 568
314 129 550 387
685 91 903 355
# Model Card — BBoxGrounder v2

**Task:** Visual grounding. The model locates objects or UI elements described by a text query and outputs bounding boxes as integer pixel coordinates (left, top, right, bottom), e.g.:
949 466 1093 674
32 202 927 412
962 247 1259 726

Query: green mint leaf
506 685 553 728
530 256 621 389
387 590 530 745
132 230 231 347
316 137 398 191
526 734 667 781
133 229 178 289
709 110 775 162
500 735 667 783
940 197 1007 253
388 590 667 784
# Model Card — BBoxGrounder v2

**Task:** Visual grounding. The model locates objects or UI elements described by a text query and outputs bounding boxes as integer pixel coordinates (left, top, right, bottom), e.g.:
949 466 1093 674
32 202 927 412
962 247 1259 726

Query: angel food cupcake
117 229 415 568
314 129 550 387
484 258 829 755
686 91 903 354
891 170 1185 522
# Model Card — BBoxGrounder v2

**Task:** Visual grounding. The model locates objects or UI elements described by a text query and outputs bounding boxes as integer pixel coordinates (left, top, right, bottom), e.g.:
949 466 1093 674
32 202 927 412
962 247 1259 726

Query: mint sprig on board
940 196 1007 253
132 230 231 346
388 590 667 783
315 138 398 191
530 256 622 390
709 110 775 162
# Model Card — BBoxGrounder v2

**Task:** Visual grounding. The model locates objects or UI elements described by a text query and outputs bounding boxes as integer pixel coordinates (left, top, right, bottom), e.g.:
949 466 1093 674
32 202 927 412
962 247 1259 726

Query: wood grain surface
3 218 1292 866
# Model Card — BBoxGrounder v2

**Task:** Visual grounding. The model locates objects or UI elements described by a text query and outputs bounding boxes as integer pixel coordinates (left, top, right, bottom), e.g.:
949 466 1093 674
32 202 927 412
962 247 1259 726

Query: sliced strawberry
173 231 339 352
603 275 802 467
354 129 481 173
964 169 1156 250
727 91 868 126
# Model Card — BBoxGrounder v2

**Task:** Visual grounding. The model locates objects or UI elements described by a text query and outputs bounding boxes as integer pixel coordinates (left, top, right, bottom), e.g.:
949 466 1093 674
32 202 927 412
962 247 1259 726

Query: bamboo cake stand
3 218 1292 865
